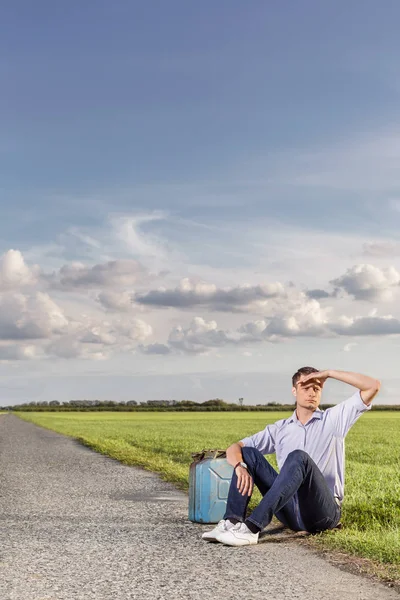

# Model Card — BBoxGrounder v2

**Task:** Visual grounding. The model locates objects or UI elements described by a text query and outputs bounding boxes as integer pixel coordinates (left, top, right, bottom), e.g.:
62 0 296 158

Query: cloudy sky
1 1 400 405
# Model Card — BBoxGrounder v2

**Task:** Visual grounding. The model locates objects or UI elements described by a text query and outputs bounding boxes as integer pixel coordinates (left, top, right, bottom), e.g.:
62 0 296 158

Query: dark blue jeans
224 448 341 533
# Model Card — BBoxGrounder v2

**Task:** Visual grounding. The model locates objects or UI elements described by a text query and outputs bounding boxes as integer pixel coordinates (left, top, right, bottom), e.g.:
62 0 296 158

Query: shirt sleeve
240 423 277 455
327 389 372 438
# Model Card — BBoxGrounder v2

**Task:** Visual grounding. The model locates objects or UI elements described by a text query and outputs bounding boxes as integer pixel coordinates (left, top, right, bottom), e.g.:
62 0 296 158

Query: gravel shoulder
0 414 398 600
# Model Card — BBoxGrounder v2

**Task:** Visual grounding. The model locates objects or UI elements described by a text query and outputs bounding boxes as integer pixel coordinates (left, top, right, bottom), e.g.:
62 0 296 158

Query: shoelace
232 522 253 534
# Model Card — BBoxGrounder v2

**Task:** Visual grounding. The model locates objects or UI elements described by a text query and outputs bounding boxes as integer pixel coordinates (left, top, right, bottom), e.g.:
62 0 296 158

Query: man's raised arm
300 369 381 406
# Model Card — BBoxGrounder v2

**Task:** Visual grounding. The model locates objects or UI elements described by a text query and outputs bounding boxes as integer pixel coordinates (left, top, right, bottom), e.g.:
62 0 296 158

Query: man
202 367 381 546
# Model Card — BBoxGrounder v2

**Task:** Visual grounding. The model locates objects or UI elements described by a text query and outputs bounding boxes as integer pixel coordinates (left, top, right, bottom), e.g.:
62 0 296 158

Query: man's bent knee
286 449 310 463
241 446 264 466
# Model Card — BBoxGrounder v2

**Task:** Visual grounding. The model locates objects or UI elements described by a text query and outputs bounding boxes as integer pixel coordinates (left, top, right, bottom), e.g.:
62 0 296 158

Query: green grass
17 410 400 580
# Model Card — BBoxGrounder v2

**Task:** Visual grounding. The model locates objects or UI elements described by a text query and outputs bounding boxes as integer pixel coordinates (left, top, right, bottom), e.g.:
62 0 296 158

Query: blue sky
1 1 400 405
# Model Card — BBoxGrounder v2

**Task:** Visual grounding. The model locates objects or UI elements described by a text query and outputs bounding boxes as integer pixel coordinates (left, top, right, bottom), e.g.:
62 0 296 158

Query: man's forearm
226 442 254 497
328 370 381 405
328 370 380 391
226 442 244 468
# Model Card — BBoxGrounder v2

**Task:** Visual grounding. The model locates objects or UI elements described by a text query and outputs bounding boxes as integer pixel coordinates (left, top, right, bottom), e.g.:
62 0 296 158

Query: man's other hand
236 466 254 496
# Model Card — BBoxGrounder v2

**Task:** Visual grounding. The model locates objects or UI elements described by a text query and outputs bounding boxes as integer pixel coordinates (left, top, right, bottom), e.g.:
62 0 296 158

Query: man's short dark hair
292 366 319 387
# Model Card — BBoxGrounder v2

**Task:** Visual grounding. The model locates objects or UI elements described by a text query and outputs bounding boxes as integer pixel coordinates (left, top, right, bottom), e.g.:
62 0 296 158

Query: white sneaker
216 522 259 546
202 519 236 542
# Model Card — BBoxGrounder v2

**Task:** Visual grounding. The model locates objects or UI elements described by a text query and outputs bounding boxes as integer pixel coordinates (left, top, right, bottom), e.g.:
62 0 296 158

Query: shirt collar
288 409 324 424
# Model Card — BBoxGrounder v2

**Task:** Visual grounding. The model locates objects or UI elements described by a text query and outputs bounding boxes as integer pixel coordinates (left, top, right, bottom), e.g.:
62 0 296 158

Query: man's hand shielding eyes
236 465 254 496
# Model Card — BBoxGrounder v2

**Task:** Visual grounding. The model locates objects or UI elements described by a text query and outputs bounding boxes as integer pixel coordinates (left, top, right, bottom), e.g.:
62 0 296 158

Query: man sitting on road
202 367 381 546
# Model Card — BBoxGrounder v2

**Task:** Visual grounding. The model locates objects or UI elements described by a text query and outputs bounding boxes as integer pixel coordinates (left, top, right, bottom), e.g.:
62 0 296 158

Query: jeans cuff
245 516 263 530
224 513 244 522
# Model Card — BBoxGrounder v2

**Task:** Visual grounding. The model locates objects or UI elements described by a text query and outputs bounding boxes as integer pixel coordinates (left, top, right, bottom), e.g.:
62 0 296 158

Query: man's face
292 375 323 411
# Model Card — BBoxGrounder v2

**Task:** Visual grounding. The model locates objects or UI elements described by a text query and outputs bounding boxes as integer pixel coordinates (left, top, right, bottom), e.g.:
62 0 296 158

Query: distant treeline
4 398 400 412
7 399 300 412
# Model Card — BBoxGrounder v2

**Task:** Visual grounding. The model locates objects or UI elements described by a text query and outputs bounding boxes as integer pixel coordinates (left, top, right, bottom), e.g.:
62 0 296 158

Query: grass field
17 410 400 581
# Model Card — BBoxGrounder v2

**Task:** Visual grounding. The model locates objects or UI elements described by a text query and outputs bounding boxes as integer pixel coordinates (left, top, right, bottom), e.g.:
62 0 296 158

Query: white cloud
142 295 332 355
139 343 171 355
50 259 144 290
0 249 40 290
0 252 154 359
136 278 285 312
43 315 153 360
239 319 268 338
0 292 69 341
265 297 331 337
331 264 400 301
331 314 400 336
168 317 233 354
46 336 110 360
112 318 153 342
0 344 40 361
97 290 135 312
80 328 116 345
239 291 334 340
140 294 400 355
109 212 176 275
63 227 101 250
362 241 400 258
343 343 357 352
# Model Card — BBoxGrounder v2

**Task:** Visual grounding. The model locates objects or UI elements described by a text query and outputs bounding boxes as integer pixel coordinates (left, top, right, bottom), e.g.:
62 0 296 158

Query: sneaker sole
221 540 257 546
216 533 258 546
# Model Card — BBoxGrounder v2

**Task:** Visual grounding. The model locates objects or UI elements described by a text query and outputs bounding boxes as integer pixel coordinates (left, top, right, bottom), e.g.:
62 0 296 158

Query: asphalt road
0 414 398 600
